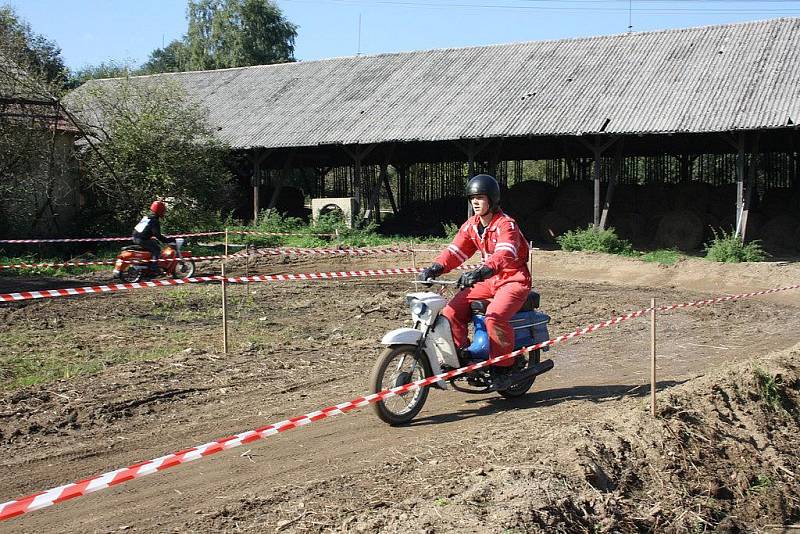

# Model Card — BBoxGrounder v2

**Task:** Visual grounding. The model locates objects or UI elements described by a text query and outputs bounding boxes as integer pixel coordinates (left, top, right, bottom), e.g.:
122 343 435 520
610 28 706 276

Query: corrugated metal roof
67 18 800 150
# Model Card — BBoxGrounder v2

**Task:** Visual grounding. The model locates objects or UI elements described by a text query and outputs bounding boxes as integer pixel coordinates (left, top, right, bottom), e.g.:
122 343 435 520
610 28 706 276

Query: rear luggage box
510 310 551 352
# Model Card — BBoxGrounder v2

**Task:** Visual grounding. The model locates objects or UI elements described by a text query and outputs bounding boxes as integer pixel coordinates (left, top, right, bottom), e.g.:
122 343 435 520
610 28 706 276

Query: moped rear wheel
370 344 432 426
498 349 540 399
119 266 143 283
173 260 196 279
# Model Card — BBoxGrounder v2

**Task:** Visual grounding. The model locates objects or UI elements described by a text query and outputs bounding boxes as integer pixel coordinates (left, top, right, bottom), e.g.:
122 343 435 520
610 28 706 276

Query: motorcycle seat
518 291 541 312
122 245 148 252
470 291 540 316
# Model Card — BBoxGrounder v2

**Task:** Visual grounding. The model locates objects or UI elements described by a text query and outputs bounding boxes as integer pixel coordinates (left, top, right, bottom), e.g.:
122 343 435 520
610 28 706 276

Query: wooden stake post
221 229 229 354
650 297 657 417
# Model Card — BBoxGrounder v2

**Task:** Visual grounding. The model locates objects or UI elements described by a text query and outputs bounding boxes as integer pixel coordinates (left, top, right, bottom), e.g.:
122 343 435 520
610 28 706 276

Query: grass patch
704 229 766 263
753 365 786 413
639 249 683 265
557 226 634 255
0 344 179 391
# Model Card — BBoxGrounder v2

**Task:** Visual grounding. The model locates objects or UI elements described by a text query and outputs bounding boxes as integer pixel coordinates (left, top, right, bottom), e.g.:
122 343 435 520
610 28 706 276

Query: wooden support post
411 249 417 269
382 164 398 215
599 142 624 230
741 133 760 242
250 149 272 224
735 134 745 238
221 228 229 355
578 136 617 230
650 297 657 417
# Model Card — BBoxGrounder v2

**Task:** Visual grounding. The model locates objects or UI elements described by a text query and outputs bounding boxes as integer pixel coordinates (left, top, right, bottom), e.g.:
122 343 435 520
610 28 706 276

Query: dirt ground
0 251 799 533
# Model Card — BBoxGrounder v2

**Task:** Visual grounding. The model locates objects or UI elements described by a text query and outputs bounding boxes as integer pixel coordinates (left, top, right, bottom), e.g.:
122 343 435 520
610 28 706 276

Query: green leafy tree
140 40 189 75
67 77 233 232
67 61 136 88
186 0 297 70
0 6 67 91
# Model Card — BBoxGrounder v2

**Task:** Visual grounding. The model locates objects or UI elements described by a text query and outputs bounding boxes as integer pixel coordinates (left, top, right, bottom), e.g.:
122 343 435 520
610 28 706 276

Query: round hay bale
708 184 738 220
673 182 712 214
537 210 575 245
514 210 544 244
655 210 704 251
638 183 674 218
760 188 794 217
607 212 647 249
759 214 800 253
611 184 638 213
506 180 555 215
552 181 594 224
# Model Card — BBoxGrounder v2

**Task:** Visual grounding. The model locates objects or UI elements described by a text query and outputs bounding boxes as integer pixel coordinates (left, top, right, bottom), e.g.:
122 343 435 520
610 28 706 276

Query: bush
557 225 634 255
704 229 766 263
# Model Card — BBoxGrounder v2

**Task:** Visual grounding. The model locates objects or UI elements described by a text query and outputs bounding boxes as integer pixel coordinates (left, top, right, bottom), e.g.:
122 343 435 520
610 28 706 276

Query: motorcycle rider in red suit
417 174 531 368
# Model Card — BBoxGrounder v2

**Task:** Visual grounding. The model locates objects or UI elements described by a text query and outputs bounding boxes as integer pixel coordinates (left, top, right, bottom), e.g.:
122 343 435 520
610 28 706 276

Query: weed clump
704 229 766 263
557 226 634 255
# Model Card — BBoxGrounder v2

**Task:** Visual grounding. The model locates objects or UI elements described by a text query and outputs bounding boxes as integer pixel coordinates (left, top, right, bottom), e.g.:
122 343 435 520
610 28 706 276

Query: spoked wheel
173 260 196 279
498 349 541 399
119 266 143 283
370 344 432 426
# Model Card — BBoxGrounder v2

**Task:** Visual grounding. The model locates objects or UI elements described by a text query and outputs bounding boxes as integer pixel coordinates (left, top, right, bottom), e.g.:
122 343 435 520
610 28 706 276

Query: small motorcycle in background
113 238 196 283
370 280 554 425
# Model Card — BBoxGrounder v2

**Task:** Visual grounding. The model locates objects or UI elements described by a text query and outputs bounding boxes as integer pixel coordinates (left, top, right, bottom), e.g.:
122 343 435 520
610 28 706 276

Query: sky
6 0 800 71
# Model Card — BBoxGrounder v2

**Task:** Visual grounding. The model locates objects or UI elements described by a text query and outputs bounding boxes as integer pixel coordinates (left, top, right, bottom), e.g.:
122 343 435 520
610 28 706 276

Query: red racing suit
434 210 531 366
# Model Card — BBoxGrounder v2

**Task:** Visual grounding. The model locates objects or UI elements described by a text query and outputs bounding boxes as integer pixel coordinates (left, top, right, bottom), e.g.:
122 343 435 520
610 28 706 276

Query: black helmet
465 174 501 207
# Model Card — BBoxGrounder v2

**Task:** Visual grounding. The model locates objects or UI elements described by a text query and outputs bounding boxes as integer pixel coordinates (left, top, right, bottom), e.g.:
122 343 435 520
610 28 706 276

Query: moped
113 238 196 283
370 280 554 425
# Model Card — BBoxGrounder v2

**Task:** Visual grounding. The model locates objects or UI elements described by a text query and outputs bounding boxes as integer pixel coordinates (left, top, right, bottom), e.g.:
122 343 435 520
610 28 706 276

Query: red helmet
149 200 166 217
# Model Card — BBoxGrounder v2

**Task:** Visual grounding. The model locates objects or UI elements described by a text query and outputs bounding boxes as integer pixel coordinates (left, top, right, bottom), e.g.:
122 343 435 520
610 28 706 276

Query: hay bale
637 183 674 218
552 181 594 225
506 180 555 216
514 210 544 244
655 210 704 251
537 210 575 244
760 188 794 217
611 184 638 213
709 184 738 220
607 212 647 249
673 182 713 214
759 214 800 253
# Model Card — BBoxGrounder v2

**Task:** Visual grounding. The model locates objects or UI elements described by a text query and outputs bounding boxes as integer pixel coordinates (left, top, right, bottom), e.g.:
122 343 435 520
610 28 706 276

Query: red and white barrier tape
0 232 225 244
4 282 798 521
232 230 334 237
0 247 415 271
0 266 466 302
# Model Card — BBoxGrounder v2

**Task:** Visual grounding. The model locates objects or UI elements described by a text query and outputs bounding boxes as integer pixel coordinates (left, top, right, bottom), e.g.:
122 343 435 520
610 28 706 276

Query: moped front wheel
173 259 196 279
370 344 432 426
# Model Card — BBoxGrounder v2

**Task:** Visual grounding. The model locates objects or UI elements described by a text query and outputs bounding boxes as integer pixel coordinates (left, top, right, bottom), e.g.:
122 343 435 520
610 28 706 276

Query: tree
0 6 67 92
140 40 189 75
67 61 136 89
186 0 297 70
67 78 233 232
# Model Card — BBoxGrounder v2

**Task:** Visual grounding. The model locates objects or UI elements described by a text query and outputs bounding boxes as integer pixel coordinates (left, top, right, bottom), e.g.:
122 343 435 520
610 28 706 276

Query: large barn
68 17 800 252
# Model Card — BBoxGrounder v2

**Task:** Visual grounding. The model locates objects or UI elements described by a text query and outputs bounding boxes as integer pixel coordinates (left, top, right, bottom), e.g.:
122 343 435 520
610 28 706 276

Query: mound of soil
189 344 800 533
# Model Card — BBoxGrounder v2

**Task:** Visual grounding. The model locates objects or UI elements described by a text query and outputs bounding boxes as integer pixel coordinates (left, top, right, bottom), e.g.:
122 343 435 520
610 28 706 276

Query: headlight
411 300 428 317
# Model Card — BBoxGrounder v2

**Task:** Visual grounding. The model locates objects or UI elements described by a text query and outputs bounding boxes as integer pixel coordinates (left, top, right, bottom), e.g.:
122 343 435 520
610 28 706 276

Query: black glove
456 265 493 289
417 263 444 286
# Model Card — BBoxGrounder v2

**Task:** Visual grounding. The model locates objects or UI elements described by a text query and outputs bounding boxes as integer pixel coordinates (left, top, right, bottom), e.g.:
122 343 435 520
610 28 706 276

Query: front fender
381 327 423 345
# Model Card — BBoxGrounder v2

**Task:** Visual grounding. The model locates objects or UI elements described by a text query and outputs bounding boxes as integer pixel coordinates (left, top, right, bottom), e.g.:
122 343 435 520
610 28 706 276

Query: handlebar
412 279 459 286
